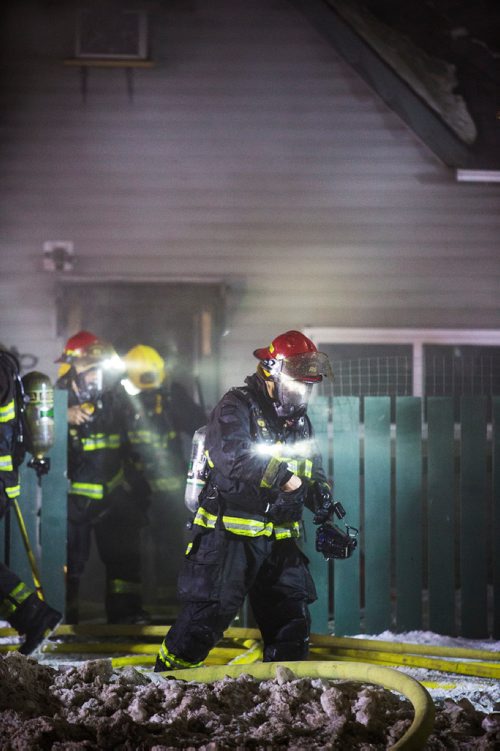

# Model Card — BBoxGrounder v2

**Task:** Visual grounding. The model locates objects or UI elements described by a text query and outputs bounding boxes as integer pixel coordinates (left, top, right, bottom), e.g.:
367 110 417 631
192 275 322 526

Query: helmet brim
253 346 272 360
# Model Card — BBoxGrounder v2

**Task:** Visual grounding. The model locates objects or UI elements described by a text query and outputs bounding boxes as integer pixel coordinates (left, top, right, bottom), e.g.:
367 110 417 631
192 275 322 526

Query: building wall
1 0 499 394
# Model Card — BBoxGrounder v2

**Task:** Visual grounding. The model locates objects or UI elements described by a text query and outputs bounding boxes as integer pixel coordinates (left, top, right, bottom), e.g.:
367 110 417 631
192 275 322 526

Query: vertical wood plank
395 397 423 630
493 397 500 639
364 397 391 633
332 396 361 635
304 396 330 634
427 397 455 635
460 396 488 638
40 388 68 616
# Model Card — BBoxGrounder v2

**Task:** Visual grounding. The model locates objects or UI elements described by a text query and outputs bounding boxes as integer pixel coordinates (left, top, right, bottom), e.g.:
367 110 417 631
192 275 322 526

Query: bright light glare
121 377 141 396
104 355 125 373
254 439 315 458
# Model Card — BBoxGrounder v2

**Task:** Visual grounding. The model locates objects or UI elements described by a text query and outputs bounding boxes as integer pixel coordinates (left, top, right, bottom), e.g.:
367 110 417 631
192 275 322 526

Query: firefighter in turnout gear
155 330 336 672
121 344 206 604
0 347 62 654
56 331 150 624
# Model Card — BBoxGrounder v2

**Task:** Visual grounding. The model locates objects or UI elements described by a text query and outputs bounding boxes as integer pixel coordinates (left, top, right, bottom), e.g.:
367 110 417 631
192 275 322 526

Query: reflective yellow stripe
0 454 14 471
205 450 214 469
276 457 313 479
151 477 183 492
0 581 33 618
274 522 301 540
108 578 142 595
128 430 162 447
70 482 104 500
0 399 15 422
260 456 283 488
193 506 218 529
185 541 193 555
158 641 203 670
221 515 274 537
5 484 20 499
81 433 121 451
107 468 124 493
70 469 124 500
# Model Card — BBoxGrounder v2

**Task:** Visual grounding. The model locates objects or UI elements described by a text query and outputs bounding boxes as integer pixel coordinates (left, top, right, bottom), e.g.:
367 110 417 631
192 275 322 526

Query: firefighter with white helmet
155 330 336 671
121 344 206 605
56 331 150 624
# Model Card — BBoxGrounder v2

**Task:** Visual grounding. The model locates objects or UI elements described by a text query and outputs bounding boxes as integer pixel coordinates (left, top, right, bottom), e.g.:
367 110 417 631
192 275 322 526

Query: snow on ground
0 629 499 749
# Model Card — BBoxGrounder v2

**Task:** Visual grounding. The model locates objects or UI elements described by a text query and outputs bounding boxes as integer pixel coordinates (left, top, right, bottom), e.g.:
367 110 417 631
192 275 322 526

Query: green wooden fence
303 395 500 639
3 392 499 639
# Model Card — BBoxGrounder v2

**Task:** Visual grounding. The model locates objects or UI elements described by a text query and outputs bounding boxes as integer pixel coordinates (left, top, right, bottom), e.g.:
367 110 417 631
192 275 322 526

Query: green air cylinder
21 371 55 459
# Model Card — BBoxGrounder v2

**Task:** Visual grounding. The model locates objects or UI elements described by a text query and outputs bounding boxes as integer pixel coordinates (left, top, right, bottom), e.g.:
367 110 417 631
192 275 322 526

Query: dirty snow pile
0 653 499 749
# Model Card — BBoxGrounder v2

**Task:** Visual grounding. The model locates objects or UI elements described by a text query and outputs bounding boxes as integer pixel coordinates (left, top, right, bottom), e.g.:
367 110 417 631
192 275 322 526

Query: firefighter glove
265 483 305 524
311 481 336 525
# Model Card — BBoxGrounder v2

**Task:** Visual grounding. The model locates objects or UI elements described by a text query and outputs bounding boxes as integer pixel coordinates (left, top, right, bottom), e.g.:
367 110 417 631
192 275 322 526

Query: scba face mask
75 366 104 403
274 376 314 418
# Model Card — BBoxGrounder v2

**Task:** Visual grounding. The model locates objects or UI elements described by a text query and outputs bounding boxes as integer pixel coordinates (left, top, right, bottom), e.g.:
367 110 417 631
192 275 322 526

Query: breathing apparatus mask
258 351 333 419
74 365 104 403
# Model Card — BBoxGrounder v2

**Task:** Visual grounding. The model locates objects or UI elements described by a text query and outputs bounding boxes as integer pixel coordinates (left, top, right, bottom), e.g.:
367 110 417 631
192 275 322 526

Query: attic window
75 6 149 60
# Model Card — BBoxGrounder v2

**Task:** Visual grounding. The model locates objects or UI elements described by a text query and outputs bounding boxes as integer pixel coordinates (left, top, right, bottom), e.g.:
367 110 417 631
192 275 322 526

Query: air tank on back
22 371 55 473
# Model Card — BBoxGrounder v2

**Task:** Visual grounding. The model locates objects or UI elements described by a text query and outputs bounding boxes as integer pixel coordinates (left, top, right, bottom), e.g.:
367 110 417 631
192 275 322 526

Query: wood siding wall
1 0 499 393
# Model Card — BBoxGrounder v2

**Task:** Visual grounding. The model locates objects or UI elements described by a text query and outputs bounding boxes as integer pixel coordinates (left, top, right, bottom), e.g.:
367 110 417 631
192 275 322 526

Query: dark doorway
56 281 225 623
57 281 225 411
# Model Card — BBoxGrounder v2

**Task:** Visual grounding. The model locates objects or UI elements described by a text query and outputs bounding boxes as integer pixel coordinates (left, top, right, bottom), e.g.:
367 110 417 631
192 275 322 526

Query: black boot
106 590 151 625
10 593 62 655
65 575 80 625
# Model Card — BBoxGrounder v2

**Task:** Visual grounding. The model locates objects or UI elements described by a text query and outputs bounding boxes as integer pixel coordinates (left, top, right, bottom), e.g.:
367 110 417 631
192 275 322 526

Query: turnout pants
164 528 317 666
67 489 144 623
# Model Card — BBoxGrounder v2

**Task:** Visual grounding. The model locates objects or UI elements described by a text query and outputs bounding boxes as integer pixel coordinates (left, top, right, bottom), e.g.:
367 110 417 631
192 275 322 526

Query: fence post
332 396 361 635
460 396 487 638
395 397 423 631
364 397 391 633
427 397 455 635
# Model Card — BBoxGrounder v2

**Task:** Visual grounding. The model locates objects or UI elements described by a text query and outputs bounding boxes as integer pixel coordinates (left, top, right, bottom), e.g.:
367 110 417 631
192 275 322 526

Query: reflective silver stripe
0 400 15 422
222 515 273 537
193 506 218 529
0 454 14 471
5 484 20 499
81 433 121 451
273 522 301 540
275 456 313 480
260 456 283 488
70 482 104 500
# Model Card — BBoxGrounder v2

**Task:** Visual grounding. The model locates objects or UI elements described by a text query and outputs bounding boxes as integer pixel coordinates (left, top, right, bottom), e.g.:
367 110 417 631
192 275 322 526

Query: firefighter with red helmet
56 331 150 624
155 330 336 672
0 347 62 653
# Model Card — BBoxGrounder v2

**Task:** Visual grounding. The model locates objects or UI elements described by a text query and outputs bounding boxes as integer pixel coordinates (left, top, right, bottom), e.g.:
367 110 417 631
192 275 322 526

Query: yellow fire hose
154 660 435 751
310 647 500 680
12 499 45 600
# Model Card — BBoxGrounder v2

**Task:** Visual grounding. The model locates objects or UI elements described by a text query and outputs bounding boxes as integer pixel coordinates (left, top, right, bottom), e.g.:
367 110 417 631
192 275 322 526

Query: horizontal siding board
0 0 499 390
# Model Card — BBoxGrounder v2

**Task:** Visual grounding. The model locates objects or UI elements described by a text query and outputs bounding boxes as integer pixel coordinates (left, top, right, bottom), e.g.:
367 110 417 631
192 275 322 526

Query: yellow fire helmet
123 344 166 390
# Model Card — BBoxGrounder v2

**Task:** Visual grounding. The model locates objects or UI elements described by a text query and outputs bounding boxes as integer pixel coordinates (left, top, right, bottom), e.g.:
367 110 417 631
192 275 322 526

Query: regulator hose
157 660 435 751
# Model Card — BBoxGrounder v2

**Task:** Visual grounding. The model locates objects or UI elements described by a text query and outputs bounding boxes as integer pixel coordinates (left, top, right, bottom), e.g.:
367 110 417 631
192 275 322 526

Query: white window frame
304 328 500 397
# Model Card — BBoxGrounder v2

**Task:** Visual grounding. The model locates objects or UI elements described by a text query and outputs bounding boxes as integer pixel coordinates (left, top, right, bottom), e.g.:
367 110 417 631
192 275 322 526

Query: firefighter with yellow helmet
56 331 150 624
0 346 62 653
155 330 336 672
121 344 206 605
